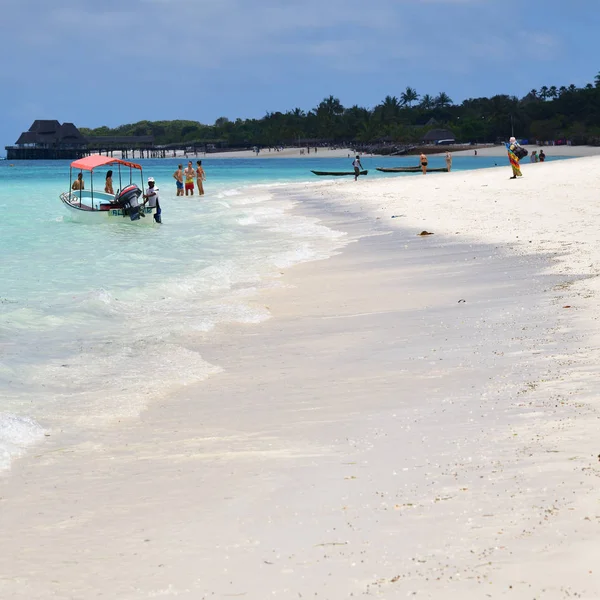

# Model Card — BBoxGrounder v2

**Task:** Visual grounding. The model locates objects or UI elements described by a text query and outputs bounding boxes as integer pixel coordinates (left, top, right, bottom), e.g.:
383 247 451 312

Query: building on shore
5 120 156 160
422 128 457 145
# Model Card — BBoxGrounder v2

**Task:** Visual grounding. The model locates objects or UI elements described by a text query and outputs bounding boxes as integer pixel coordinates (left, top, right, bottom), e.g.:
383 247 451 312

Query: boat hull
60 191 157 223
311 170 368 176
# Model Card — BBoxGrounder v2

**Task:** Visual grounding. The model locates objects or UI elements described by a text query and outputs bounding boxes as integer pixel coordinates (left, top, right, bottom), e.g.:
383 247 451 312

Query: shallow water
0 154 567 470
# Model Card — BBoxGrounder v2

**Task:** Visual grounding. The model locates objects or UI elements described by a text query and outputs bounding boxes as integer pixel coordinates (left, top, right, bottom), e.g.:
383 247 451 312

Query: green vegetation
80 73 600 147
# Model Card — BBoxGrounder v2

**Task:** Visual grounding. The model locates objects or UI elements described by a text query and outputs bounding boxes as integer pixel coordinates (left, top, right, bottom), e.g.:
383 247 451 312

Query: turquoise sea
0 154 565 470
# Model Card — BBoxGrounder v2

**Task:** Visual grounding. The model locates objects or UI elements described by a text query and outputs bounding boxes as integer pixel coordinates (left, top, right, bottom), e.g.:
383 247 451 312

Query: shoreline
103 144 600 161
1 158 600 597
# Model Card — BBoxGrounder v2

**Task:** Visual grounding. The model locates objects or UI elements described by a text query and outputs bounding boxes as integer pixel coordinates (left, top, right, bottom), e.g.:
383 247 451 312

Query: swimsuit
176 181 183 190
185 178 194 190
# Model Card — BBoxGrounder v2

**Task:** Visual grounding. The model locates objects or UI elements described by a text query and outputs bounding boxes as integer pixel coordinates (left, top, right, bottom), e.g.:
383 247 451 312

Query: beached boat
60 155 157 223
311 170 368 177
376 166 449 173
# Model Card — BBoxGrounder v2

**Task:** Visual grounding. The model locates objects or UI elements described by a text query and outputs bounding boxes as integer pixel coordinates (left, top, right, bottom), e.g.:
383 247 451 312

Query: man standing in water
173 164 183 196
184 161 195 196
143 176 161 223
196 160 206 196
352 155 363 181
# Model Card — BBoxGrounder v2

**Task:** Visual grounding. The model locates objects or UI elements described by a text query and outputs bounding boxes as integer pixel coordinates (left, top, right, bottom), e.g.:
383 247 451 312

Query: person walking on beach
104 170 114 195
184 161 195 196
173 165 184 196
445 151 452 172
506 137 523 179
352 155 363 181
196 160 206 196
539 150 546 162
420 152 428 175
143 176 161 223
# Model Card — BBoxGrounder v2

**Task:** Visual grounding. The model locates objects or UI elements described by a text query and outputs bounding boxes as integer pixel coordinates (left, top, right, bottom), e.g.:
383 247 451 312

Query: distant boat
376 166 448 173
311 170 368 177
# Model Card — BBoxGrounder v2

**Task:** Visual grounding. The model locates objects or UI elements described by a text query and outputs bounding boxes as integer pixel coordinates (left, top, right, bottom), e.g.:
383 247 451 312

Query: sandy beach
1 156 600 599
183 144 600 160
452 144 600 158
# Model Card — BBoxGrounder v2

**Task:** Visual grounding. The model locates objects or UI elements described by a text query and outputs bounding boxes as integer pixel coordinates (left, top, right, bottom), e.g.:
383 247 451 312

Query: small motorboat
311 170 368 177
60 155 157 223
376 166 448 173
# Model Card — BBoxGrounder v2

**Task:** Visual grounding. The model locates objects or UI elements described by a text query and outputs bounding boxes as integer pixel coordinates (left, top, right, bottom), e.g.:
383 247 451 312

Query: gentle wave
0 176 349 471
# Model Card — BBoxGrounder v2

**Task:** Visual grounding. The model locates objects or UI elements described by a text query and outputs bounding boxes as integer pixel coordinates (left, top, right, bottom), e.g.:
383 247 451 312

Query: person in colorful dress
506 137 522 179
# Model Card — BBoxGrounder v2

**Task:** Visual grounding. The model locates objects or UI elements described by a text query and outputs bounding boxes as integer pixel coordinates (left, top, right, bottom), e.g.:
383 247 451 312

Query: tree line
80 72 600 148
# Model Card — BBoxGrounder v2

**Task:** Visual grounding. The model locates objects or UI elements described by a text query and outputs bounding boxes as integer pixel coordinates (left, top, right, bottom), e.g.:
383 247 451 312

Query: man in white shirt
143 176 161 223
352 155 363 181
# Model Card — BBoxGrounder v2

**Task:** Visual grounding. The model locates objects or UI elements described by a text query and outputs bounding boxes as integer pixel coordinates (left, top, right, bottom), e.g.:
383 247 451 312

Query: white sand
1 157 600 599
162 147 355 159
452 144 600 158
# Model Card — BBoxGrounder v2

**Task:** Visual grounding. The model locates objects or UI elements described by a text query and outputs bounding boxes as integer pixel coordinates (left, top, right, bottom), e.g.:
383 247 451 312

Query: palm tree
401 87 419 107
548 86 558 100
558 86 567 97
315 96 344 139
567 84 578 94
290 108 306 118
419 94 434 110
539 86 549 101
595 72 600 88
378 95 401 121
434 92 453 108
316 95 344 118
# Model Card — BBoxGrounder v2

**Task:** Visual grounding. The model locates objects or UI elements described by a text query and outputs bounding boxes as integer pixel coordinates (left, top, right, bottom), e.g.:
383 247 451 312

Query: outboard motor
114 184 144 221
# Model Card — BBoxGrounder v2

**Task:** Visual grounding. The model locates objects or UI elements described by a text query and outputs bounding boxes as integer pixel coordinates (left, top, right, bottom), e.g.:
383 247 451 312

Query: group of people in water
173 160 206 196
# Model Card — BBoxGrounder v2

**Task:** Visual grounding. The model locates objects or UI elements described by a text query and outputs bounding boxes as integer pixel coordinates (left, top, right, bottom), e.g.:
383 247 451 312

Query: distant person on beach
539 150 546 162
420 152 428 175
474 149 478 156
352 155 363 181
71 172 84 190
530 150 539 163
445 151 452 172
184 161 195 196
196 160 206 196
173 165 183 196
104 170 114 194
506 137 523 179
143 176 161 223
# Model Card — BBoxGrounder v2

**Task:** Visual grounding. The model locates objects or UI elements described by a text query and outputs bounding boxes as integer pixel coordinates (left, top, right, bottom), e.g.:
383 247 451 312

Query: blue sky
1 0 598 152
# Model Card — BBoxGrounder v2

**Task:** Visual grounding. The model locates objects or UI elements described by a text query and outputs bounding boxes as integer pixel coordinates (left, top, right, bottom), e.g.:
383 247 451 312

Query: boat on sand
311 170 368 177
60 155 157 223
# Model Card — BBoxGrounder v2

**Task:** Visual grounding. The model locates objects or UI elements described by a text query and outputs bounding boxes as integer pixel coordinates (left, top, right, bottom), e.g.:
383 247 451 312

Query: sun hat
147 176 155 183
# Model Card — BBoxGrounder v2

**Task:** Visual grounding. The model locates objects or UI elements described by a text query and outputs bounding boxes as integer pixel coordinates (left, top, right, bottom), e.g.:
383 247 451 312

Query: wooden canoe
376 166 448 173
311 170 368 176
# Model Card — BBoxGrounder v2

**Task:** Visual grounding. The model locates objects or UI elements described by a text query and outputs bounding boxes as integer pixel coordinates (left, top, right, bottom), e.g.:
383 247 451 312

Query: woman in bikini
420 152 428 175
104 170 114 194
196 160 206 196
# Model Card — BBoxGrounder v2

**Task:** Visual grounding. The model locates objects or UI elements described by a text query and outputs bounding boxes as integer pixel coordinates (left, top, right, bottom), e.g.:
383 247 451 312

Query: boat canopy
70 155 142 172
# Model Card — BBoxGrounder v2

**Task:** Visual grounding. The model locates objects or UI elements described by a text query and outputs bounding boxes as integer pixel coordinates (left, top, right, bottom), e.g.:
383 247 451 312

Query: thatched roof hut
422 129 456 143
